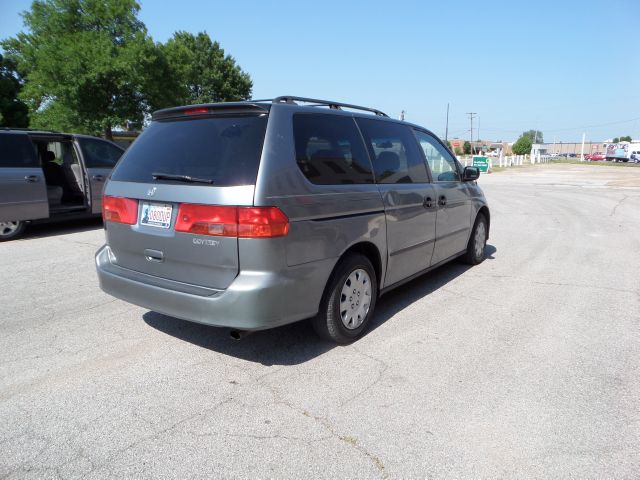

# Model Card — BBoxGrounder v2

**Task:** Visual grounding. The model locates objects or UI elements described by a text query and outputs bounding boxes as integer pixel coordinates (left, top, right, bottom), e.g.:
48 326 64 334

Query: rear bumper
95 245 334 331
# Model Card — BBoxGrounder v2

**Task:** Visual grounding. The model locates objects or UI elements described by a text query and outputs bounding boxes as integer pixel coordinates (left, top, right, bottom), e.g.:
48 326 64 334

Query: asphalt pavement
1 164 639 479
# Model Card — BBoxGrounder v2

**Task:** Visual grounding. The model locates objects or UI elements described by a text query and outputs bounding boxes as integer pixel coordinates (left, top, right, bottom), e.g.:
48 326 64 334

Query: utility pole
477 116 480 142
445 103 449 141
466 112 477 152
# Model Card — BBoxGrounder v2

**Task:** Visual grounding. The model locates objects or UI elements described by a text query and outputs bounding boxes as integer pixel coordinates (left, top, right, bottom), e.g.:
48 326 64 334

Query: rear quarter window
110 115 268 187
0 133 38 168
293 114 374 185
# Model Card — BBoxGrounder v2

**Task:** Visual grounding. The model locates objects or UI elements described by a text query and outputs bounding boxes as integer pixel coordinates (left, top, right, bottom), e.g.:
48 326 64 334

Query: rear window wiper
152 172 214 184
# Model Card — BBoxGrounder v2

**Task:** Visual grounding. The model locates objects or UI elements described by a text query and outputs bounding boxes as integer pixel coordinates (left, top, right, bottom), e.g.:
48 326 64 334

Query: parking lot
1 164 639 478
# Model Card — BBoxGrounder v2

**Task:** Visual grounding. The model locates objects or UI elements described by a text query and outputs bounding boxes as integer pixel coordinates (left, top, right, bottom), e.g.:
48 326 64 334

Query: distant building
532 142 606 156
110 131 139 149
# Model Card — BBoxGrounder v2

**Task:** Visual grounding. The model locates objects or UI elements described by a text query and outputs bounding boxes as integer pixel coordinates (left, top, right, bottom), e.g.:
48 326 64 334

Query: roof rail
0 127 59 133
273 96 388 117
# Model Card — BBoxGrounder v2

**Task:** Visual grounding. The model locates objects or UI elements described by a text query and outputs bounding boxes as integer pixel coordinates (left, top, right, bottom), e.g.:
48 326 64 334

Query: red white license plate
140 202 172 228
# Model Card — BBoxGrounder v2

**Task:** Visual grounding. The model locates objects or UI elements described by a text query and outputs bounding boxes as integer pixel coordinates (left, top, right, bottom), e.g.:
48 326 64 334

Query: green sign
472 155 490 172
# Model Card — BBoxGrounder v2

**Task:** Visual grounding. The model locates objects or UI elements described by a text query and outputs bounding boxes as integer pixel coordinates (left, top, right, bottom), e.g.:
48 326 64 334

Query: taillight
175 204 289 238
175 205 238 236
102 196 138 224
238 207 289 238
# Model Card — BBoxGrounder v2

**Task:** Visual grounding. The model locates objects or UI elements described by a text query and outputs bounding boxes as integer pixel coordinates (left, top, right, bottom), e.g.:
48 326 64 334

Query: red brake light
102 196 138 224
183 107 209 115
238 207 289 238
174 204 289 238
175 205 238 236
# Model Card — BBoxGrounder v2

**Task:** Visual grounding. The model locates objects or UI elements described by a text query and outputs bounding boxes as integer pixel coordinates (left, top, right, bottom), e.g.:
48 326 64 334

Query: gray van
0 129 124 240
96 97 490 343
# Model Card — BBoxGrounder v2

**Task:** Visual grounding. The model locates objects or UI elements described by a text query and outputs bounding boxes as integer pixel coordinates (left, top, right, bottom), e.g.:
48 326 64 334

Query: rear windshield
110 115 268 186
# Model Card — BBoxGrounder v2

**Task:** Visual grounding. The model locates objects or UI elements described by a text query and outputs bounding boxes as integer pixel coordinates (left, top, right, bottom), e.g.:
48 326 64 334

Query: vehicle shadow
17 217 103 240
144 244 497 366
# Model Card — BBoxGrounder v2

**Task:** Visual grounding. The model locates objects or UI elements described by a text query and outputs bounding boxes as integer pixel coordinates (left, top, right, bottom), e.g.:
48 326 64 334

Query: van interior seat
60 146 84 195
41 151 64 205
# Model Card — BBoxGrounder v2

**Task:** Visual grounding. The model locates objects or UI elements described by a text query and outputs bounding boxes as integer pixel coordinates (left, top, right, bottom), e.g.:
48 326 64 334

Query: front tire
312 254 378 344
463 214 487 265
0 221 26 241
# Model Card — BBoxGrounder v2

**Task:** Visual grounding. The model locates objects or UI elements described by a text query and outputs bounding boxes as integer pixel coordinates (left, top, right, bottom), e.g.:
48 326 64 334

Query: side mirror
463 166 480 181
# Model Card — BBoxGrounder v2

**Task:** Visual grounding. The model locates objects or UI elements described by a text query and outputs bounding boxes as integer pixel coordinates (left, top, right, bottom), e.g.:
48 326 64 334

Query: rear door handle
144 249 164 262
423 196 434 209
92 175 105 182
24 175 40 183
438 195 447 206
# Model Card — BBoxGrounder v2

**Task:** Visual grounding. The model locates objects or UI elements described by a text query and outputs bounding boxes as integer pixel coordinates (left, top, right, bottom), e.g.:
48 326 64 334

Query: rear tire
0 221 26 241
312 254 378 344
462 214 487 265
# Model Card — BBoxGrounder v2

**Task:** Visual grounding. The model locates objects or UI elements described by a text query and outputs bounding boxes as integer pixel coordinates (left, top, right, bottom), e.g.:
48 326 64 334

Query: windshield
110 114 268 187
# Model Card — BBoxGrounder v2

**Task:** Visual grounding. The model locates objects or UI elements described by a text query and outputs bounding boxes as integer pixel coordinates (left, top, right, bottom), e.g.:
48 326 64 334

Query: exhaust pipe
229 329 252 341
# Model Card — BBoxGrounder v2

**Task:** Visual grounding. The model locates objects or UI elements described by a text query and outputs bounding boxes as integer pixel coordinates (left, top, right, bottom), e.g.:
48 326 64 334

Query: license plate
140 202 172 228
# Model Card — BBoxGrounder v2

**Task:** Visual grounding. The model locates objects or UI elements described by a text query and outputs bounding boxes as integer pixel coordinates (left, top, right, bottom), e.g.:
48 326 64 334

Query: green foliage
521 129 543 143
512 134 532 155
1 0 162 137
463 141 471 155
2 1 254 137
613 135 632 143
162 31 252 105
454 147 463 156
0 53 29 127
612 137 619 143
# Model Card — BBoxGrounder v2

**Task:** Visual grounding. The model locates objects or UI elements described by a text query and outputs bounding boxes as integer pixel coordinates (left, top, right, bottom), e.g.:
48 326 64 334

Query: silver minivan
0 129 124 240
96 97 490 343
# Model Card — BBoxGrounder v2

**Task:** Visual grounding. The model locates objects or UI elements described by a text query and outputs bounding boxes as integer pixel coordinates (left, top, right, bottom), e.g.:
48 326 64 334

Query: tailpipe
229 329 252 341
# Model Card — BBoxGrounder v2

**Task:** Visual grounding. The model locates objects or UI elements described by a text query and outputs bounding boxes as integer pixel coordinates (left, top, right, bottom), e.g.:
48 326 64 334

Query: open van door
76 136 124 214
0 132 49 222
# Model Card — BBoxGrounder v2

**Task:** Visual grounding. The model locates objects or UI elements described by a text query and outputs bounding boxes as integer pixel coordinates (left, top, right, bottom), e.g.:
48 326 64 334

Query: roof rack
272 96 388 117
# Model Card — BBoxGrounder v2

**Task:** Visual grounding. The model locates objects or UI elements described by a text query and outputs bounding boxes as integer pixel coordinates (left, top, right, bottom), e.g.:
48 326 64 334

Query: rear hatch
104 106 269 291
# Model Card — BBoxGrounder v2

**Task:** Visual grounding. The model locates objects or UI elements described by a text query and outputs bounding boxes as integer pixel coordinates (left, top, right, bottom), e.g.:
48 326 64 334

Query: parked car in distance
95 96 490 344
630 151 640 163
584 153 592 161
589 152 606 161
0 129 124 240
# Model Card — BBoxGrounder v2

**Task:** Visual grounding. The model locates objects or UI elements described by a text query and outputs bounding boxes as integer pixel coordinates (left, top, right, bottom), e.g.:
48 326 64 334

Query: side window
0 134 38 168
293 114 373 185
414 130 460 182
356 118 429 184
78 138 124 168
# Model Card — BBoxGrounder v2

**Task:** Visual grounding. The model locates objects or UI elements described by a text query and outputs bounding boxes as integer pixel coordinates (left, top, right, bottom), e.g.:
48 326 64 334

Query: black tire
462 214 487 265
0 221 26 241
312 254 378 344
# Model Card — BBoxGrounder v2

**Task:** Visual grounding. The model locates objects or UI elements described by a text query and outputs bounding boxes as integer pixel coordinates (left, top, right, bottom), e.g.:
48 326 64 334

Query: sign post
472 155 490 173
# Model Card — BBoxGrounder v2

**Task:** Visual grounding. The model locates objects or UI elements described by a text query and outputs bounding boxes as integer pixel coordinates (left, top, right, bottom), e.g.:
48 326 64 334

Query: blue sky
1 0 638 142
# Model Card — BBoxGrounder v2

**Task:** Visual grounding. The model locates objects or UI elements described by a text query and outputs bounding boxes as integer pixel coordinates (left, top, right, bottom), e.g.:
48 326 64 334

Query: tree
0 53 29 127
512 134 532 155
162 31 252 105
521 129 543 143
613 135 632 143
1 0 174 138
463 141 471 155
612 137 619 143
